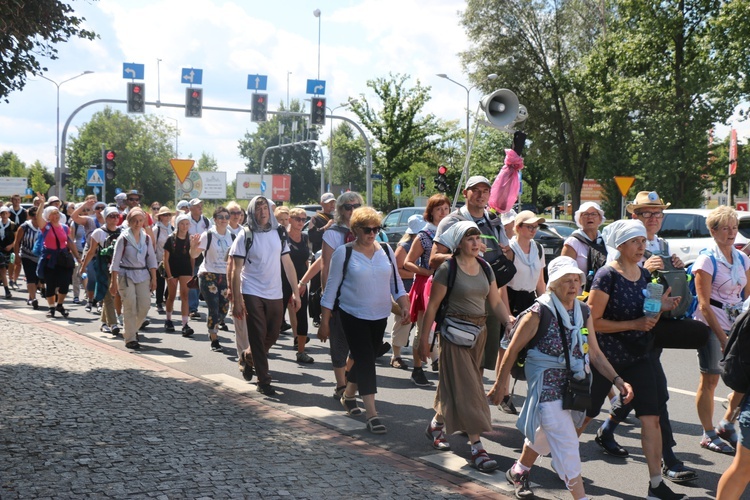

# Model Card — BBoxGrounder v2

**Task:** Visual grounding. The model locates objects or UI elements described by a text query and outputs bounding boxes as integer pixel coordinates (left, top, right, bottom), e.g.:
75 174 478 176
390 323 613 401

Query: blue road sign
93 187 100 194
370 173 383 180
394 183 401 195
247 74 268 91
306 79 326 95
114 188 123 195
260 180 267 193
25 188 34 196
76 188 85 197
122 63 145 80
87 169 104 187
181 68 203 85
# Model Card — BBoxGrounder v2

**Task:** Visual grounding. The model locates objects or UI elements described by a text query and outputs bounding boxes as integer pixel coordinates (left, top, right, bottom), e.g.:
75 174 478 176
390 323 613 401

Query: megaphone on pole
479 89 520 129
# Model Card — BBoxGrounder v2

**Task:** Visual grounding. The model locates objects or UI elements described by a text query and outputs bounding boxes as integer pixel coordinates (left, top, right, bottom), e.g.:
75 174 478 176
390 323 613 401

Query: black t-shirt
164 234 193 277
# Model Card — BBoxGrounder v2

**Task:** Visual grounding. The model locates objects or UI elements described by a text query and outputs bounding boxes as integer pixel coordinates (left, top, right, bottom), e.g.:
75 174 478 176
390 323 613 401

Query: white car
660 208 750 265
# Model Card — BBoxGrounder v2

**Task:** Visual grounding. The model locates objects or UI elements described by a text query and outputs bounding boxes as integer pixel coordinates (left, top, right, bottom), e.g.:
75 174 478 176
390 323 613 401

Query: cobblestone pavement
0 310 504 499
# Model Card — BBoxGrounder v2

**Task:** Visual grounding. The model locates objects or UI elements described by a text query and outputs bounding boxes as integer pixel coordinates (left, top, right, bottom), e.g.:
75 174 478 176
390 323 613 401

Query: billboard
0 177 28 197
236 173 291 201
175 171 227 200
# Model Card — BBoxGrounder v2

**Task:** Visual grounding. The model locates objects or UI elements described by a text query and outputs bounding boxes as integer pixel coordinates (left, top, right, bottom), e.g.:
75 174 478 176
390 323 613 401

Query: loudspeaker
480 89 520 129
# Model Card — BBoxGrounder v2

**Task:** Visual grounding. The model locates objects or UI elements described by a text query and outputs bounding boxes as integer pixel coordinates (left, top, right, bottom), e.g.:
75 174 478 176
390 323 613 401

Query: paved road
2 285 748 499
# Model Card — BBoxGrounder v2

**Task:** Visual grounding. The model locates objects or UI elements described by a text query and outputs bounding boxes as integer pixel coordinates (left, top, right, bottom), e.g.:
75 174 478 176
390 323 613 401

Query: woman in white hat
561 202 607 293
491 256 632 499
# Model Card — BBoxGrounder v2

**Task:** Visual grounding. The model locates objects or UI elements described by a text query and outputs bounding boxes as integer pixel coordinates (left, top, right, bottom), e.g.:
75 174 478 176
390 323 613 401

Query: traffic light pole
60 100 374 203
259 140 325 196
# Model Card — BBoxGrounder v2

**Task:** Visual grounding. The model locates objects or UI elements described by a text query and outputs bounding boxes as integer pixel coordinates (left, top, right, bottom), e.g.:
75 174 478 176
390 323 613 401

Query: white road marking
668 386 728 403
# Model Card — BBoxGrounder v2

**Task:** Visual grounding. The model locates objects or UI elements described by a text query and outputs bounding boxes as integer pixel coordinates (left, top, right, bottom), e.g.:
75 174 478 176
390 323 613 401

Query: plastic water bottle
9 253 15 264
643 282 663 318
81 273 88 281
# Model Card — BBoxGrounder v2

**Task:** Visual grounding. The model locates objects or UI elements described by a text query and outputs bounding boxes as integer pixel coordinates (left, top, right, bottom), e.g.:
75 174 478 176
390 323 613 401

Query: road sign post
614 176 636 220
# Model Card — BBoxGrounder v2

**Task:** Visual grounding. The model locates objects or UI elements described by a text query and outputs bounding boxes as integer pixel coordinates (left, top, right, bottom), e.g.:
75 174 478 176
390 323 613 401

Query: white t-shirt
90 227 114 246
563 236 590 272
692 252 750 331
228 228 289 298
322 227 347 251
197 229 234 275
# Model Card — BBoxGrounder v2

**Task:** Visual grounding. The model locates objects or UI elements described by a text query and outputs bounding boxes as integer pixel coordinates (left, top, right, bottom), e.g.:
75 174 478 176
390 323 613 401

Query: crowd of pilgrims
2 180 749 499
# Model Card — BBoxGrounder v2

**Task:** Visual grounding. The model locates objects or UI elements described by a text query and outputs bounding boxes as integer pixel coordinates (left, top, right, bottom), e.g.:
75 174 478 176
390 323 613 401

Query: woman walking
13 206 41 308
109 208 157 350
163 213 195 336
287 207 314 364
153 206 173 314
418 221 513 471
320 206 409 434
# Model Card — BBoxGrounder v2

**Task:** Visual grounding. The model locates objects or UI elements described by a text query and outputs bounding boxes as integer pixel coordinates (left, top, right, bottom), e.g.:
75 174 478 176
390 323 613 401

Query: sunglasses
214 215 229 220
360 226 382 234
106 214 119 219
151 206 160 211
127 197 140 202
95 207 104 210
291 216 306 222
229 211 243 216
342 203 362 211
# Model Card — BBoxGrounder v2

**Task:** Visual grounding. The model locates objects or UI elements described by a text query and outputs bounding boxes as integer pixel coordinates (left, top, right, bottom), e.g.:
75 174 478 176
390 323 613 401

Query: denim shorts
739 394 750 451
697 332 725 375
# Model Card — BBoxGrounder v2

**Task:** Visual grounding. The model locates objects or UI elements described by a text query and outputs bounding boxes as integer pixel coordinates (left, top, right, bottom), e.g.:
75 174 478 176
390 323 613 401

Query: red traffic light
132 85 141 94
256 96 265 104
191 90 199 99
316 100 324 108
438 165 447 175
106 150 116 161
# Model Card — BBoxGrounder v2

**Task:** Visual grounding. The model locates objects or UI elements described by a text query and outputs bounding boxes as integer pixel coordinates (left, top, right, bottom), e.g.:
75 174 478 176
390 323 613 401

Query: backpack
32 224 50 257
205 229 237 258
571 233 607 292
241 224 288 261
651 256 692 319
97 227 122 265
431 257 493 350
720 308 750 392
333 242 400 311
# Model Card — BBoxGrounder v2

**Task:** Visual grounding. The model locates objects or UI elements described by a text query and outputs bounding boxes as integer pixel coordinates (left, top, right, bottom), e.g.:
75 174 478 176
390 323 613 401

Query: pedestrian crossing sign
87 169 104 186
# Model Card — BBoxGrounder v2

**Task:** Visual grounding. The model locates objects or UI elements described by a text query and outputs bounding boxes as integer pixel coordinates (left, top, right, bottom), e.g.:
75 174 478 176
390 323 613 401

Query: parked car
381 206 426 249
542 219 577 239
660 208 750 265
534 223 568 262
296 204 323 220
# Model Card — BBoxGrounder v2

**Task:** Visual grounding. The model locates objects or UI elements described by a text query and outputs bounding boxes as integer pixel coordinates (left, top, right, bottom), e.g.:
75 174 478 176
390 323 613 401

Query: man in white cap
114 193 127 215
187 198 211 318
429 174 513 374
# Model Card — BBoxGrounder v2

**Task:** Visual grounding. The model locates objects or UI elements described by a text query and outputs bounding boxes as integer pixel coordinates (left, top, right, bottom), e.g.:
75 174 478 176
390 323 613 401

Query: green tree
66 108 177 203
329 123 366 192
0 0 97 101
0 151 27 177
28 160 53 194
237 99 320 203
348 73 446 209
196 152 218 172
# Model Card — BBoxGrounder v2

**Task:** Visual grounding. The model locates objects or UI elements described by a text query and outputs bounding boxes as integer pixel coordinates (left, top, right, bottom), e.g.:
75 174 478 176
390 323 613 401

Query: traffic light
419 176 426 192
104 150 116 181
127 83 145 113
310 97 326 125
61 172 71 186
185 88 203 118
251 93 268 122
435 165 449 193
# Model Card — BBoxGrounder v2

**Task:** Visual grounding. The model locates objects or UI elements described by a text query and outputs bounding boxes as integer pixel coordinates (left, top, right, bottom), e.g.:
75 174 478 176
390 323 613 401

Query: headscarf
437 221 478 252
42 206 64 224
601 219 646 262
246 196 278 233
121 208 148 255
174 213 191 233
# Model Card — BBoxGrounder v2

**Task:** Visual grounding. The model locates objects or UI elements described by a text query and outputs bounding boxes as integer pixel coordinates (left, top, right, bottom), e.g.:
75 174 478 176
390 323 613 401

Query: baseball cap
321 192 335 204
189 198 202 206
465 175 492 190
114 193 127 202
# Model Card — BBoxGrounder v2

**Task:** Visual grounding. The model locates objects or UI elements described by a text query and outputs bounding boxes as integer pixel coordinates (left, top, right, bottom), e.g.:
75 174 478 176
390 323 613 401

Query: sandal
700 434 735 454
470 448 498 473
340 395 363 416
425 423 451 450
366 416 387 434
390 357 409 370
333 385 346 400
662 461 698 483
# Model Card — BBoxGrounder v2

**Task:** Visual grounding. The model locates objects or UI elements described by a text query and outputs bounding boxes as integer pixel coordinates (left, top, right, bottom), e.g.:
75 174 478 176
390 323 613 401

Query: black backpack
571 233 607 292
721 308 750 393
240 224 288 261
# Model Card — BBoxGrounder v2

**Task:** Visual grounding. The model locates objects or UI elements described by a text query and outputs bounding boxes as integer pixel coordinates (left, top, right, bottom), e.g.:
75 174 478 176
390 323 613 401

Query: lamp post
40 70 95 196
313 9 321 80
436 73 497 157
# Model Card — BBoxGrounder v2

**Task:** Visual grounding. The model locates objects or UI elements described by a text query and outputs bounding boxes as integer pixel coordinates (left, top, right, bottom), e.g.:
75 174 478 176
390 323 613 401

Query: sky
1 0 746 191
1 0 479 186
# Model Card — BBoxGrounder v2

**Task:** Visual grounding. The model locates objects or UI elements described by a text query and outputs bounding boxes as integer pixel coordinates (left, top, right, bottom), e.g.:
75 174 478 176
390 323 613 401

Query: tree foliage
196 152 218 172
0 0 98 101
348 73 447 209
66 108 177 203
328 122 366 193
237 99 320 204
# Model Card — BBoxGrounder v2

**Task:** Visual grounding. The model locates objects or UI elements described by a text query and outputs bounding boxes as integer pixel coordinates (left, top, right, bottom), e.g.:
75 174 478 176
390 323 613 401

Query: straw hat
626 191 671 214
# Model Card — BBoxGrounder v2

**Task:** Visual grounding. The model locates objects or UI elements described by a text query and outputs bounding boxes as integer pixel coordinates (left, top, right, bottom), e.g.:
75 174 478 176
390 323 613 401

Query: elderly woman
163 213 195 336
580 219 685 500
418 221 513 472
490 256 633 499
190 206 234 352
561 202 607 293
506 210 547 316
693 205 750 454
320 206 409 434
321 191 364 399
404 194 452 375
13 206 41 308
35 194 80 318
109 208 157 350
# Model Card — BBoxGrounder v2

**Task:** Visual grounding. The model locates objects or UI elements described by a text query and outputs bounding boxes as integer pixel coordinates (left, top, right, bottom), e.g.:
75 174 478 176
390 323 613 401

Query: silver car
660 208 750 265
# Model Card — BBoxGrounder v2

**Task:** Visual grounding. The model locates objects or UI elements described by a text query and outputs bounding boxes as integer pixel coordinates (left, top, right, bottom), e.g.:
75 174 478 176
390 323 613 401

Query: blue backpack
685 250 747 317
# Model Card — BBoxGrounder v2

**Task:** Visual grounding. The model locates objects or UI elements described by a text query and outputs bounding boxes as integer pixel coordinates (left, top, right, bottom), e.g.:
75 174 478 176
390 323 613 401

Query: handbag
61 251 76 269
440 316 483 348
556 309 593 411
489 253 516 287
187 275 199 289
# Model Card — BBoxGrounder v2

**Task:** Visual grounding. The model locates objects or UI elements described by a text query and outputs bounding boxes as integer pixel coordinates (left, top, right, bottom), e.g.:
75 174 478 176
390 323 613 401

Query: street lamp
313 9 322 80
436 73 498 157
39 70 95 196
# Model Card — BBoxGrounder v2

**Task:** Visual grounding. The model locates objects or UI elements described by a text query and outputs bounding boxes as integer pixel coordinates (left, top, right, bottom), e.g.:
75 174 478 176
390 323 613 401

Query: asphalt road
6 293 748 500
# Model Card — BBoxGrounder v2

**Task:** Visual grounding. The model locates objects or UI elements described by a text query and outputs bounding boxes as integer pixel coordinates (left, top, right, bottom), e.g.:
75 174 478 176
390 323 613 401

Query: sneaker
117 314 123 325
411 367 433 387
431 359 439 372
85 301 93 313
97 304 103 314
4 290 11 299
140 319 150 330
111 324 121 336
239 352 254 382
376 341 391 357
313 319 321 328
662 461 698 483
499 395 518 415
125 341 141 350
425 423 451 450
506 468 534 499
218 321 229 331
100 324 112 334
55 304 69 318
73 297 80 304
164 320 175 332
46 308 55 318
595 428 629 457
189 311 201 319
181 324 194 337
210 339 223 352
9 280 16 290
296 352 314 364
646 480 687 499
280 320 292 332
156 303 165 314
31 299 39 310
257 384 276 396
